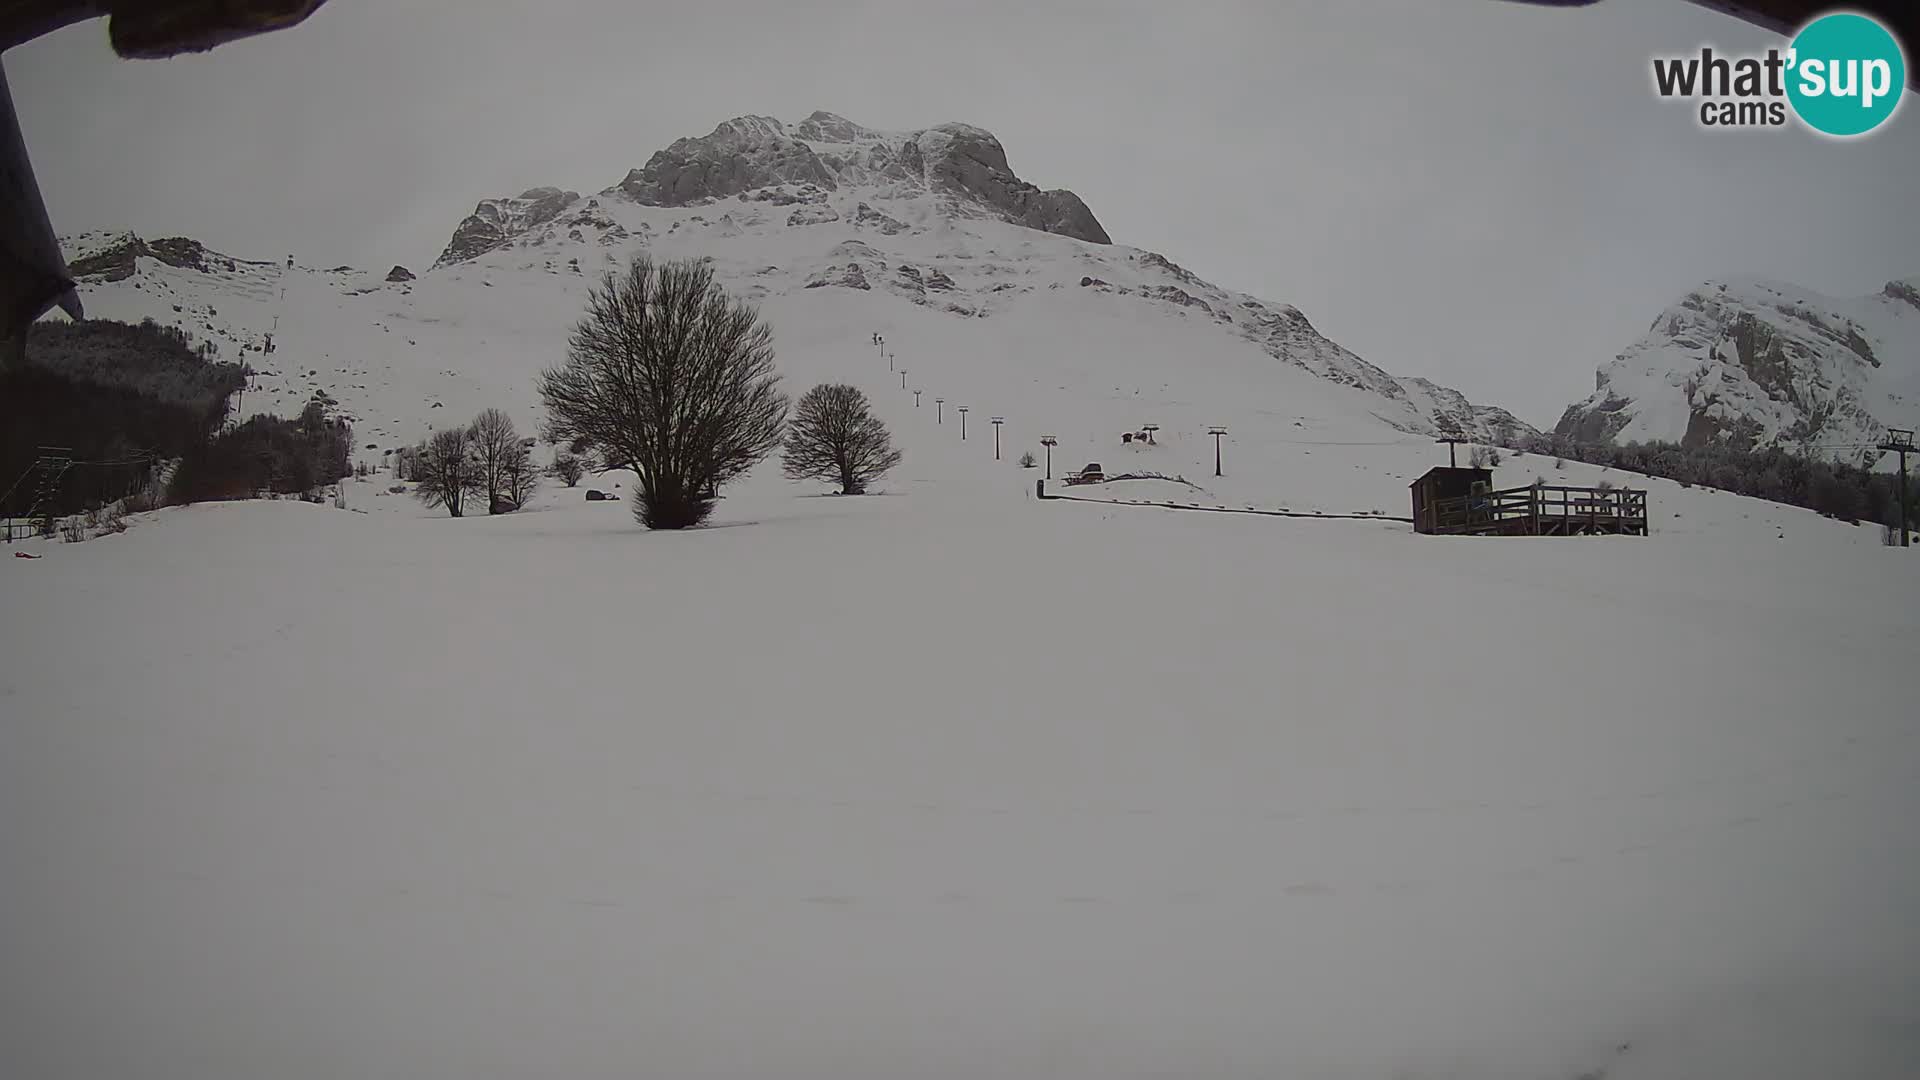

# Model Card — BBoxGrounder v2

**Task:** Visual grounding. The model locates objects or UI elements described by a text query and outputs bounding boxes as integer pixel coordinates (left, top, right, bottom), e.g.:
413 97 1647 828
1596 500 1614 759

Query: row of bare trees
538 255 901 529
405 407 541 517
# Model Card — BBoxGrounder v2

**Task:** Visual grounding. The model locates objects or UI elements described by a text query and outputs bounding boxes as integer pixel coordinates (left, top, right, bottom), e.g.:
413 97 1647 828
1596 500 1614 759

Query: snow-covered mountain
1556 276 1920 463
54 111 1531 459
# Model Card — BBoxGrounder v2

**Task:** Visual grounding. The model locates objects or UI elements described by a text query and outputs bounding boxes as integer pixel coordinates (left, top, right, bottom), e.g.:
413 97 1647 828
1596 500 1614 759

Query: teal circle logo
1786 12 1906 137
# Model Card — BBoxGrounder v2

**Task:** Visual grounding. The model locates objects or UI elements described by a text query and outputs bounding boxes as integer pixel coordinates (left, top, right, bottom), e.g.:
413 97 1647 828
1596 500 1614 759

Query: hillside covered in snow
1557 276 1920 463
55 111 1533 461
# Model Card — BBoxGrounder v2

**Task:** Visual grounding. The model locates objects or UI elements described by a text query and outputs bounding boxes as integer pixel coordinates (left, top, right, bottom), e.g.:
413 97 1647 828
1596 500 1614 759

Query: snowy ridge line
1038 487 1413 523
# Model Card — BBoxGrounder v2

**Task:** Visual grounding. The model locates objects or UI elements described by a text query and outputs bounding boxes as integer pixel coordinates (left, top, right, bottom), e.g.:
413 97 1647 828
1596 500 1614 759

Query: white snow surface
3 450 1917 1080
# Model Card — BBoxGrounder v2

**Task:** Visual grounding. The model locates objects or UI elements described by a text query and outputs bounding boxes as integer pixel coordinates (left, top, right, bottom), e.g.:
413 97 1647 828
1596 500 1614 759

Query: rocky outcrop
1555 277 1919 458
793 110 865 143
853 202 908 235
433 187 579 269
385 265 415 283
804 263 871 291
146 237 209 271
618 116 837 206
68 233 215 279
914 123 1109 244
68 235 145 281
1143 285 1212 315
604 114 1108 243
787 205 840 227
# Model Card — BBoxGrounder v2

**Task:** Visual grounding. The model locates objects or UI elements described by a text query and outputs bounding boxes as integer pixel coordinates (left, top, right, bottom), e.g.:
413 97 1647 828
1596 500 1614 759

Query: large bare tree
468 407 524 513
411 426 481 517
782 383 902 495
539 256 787 529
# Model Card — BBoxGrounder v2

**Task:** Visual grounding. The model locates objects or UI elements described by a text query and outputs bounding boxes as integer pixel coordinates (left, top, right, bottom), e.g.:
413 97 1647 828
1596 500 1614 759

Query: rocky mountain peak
793 110 867 143
604 112 1109 245
1555 276 1920 458
616 115 837 207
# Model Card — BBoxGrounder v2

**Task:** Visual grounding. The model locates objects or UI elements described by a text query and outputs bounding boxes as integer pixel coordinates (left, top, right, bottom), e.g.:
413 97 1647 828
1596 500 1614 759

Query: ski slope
2 452 1917 1080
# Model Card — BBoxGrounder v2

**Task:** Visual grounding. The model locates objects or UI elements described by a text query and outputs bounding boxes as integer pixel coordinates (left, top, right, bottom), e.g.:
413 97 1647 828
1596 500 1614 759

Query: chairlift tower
1880 427 1915 547
3 447 74 542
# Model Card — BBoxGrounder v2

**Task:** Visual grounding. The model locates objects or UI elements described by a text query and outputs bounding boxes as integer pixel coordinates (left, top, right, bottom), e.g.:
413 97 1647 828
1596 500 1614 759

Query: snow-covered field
9 115 1918 1080
4 440 1917 1079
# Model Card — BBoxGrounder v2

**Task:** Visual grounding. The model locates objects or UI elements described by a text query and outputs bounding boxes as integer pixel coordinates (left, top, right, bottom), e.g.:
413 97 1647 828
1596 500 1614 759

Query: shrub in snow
1018 451 1037 469
548 451 586 487
540 255 787 529
781 383 902 495
59 516 87 542
169 403 353 504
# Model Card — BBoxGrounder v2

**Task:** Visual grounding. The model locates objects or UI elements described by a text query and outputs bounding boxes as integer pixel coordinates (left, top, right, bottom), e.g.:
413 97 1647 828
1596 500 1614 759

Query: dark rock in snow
854 202 909 235
385 265 415 282
806 264 871 291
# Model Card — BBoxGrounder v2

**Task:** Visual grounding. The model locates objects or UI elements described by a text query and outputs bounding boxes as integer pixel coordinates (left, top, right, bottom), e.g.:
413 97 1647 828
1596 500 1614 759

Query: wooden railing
1429 484 1647 536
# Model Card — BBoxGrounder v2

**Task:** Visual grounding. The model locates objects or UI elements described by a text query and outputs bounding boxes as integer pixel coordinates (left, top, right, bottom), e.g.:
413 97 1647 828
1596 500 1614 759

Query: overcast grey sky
8 0 1918 425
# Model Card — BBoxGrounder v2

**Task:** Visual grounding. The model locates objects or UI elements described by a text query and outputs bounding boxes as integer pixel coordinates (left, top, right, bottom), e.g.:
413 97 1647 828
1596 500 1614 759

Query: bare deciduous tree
469 408 523 513
539 256 788 529
501 440 540 509
411 427 481 517
782 383 902 494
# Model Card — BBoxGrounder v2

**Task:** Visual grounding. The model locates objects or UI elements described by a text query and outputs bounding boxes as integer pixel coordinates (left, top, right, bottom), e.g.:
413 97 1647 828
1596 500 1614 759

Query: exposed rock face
618 116 837 206
913 123 1109 244
853 202 908 235
1555 277 1919 458
146 237 209 271
1143 284 1212 315
68 233 215 279
385 265 415 283
804 263 871 291
787 205 841 227
793 110 866 143
68 235 145 281
428 113 1112 268
615 114 1107 242
433 187 579 269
